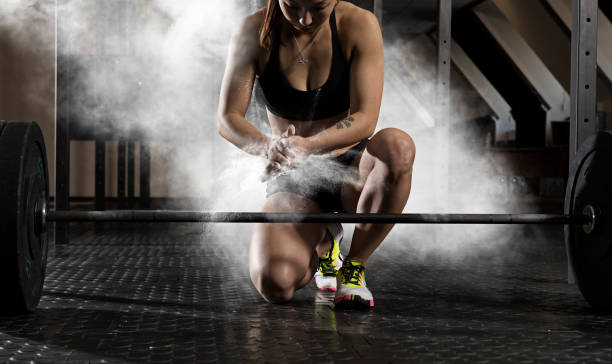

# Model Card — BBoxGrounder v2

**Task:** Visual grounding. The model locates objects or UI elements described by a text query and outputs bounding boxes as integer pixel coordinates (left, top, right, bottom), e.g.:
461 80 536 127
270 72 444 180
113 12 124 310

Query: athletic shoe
314 223 344 291
334 259 374 309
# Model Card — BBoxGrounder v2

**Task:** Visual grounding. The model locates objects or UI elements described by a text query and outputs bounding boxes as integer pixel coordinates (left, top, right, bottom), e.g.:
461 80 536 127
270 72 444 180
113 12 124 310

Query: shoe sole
334 294 374 309
315 275 338 291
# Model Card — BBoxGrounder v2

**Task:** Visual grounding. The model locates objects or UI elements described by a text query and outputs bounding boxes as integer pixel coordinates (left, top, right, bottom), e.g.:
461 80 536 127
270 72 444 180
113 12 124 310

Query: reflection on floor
1 222 611 363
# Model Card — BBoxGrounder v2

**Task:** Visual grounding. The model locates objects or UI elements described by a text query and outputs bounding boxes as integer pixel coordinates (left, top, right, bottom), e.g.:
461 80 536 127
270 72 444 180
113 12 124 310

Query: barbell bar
43 209 592 225
2 121 612 315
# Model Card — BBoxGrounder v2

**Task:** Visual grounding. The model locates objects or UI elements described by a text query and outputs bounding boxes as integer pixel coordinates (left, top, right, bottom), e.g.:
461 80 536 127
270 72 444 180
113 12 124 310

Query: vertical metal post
373 0 383 25
570 0 598 159
118 0 128 209
435 0 452 212
95 139 106 210
140 141 150 208
118 140 126 207
568 0 598 284
55 0 70 244
437 0 452 100
94 0 106 211
128 141 135 207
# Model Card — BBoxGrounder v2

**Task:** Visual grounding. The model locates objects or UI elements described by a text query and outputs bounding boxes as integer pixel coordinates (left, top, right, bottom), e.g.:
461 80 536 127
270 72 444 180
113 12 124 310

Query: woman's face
278 0 337 33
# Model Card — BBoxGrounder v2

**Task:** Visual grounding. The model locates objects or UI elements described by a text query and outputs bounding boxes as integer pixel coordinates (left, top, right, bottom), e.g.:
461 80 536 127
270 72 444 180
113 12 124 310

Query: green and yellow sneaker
314 223 344 291
334 259 374 309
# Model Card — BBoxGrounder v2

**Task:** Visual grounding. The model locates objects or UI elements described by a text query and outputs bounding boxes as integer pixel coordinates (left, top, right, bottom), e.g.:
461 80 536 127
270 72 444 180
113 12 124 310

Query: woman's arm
304 9 384 154
217 14 270 158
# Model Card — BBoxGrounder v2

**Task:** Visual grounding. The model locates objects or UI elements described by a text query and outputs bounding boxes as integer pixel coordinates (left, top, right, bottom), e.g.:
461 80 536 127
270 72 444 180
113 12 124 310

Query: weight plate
0 122 49 314
565 131 612 310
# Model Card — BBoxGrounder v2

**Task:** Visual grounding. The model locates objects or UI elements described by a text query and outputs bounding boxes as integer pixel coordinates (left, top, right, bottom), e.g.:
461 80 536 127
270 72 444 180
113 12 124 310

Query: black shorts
266 139 369 212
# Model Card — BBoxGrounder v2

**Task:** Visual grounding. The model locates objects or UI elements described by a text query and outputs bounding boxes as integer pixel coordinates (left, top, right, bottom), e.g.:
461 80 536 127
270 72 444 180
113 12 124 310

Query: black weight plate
0 122 49 314
565 131 612 310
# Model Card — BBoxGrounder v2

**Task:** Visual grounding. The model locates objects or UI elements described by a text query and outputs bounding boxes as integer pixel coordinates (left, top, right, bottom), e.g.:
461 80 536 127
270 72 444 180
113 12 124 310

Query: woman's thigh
249 192 328 301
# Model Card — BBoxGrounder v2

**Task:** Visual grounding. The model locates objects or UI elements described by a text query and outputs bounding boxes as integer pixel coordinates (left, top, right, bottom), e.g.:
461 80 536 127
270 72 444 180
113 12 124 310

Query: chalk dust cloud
0 0 56 112
2 1 538 266
363 32 535 266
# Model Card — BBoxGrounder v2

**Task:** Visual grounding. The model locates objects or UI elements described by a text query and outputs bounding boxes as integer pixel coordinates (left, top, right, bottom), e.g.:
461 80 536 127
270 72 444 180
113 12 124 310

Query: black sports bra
257 10 351 121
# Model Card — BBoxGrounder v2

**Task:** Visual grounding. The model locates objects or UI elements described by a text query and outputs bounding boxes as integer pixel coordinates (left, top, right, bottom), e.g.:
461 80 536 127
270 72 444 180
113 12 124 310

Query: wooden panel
481 148 569 177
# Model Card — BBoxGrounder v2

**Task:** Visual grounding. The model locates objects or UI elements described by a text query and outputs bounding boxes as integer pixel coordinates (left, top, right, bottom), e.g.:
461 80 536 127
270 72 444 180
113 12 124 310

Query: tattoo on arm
335 116 355 129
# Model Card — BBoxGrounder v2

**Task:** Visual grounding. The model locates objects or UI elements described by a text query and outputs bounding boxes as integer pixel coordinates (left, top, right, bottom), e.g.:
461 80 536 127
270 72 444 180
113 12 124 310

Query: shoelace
319 254 338 276
341 264 365 286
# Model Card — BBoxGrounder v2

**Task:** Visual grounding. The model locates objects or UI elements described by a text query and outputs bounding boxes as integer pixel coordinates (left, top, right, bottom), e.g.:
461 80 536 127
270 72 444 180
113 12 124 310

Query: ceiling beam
545 0 612 87
473 0 570 145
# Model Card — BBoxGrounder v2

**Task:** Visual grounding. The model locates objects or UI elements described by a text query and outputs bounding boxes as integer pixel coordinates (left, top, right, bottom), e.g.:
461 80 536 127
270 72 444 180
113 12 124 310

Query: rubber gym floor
1 219 612 363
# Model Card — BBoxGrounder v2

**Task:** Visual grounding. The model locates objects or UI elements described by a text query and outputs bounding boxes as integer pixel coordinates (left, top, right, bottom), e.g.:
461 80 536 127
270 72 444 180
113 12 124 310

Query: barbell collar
45 210 591 225
35 199 46 235
582 204 598 234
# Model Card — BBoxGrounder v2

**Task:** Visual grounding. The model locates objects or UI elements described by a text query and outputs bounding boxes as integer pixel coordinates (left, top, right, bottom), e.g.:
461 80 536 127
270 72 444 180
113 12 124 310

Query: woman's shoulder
335 1 379 28
229 8 266 62
335 2 381 54
235 9 265 39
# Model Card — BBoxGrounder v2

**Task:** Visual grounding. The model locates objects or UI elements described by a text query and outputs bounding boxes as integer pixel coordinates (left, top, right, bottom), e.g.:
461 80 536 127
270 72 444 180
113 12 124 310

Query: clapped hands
262 124 312 181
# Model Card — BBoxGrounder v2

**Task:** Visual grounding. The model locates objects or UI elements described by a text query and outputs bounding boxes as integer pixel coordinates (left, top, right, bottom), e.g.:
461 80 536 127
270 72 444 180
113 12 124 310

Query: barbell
1 121 611 314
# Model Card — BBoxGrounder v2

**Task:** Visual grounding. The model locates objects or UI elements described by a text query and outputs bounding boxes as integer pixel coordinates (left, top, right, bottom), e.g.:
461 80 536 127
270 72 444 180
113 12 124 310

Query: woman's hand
261 125 298 181
278 132 312 165
267 125 297 164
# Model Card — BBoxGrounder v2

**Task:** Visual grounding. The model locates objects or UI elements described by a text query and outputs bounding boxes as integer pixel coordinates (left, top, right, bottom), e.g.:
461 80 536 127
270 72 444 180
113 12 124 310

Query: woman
217 0 415 309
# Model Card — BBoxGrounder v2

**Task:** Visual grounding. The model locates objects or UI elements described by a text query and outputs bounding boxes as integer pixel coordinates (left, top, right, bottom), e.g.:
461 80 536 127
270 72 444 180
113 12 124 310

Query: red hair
259 1 283 50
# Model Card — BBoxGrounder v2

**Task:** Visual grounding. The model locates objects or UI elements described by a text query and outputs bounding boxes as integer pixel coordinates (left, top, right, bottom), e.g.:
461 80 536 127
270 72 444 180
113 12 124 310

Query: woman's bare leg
341 128 416 266
249 193 330 303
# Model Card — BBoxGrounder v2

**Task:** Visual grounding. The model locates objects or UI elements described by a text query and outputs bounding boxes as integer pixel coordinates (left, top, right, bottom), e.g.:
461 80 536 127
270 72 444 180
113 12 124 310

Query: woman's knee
368 128 416 182
249 219 324 304
250 260 302 303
